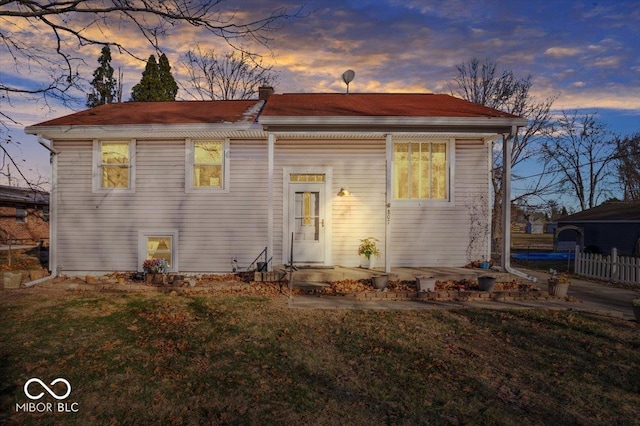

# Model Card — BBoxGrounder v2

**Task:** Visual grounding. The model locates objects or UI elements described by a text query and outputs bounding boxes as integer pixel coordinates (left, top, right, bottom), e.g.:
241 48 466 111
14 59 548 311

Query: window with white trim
16 207 27 223
186 140 229 192
393 141 449 200
138 230 178 272
93 140 135 192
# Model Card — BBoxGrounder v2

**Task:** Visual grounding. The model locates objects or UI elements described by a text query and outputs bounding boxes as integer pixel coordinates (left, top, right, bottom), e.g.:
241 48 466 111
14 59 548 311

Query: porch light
337 188 351 197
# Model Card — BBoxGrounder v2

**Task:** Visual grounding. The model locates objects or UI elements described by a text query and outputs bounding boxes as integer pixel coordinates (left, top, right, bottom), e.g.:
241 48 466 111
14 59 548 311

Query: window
186 140 229 192
16 207 26 223
93 140 135 192
393 141 448 200
138 230 178 272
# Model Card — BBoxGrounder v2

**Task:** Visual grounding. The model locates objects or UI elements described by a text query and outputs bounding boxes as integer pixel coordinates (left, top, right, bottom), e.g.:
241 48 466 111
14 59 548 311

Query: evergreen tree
131 54 178 101
86 46 116 107
130 55 161 101
158 53 178 101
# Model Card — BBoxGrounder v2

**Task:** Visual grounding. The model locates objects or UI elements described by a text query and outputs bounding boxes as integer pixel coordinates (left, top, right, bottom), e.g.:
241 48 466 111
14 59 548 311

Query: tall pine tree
87 46 116 107
131 54 178 101
158 53 178 101
131 55 161 101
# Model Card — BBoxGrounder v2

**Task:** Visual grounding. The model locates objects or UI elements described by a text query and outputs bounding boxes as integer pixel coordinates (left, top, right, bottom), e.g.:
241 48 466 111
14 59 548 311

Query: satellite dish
342 69 355 93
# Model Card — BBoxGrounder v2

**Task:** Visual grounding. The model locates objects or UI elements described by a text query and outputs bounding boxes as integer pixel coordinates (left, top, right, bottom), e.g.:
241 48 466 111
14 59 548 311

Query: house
0 185 49 246
25 90 526 275
555 202 640 255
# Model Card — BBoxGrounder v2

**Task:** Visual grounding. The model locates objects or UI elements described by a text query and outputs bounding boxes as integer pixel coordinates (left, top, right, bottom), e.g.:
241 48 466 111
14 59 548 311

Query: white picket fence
574 247 640 285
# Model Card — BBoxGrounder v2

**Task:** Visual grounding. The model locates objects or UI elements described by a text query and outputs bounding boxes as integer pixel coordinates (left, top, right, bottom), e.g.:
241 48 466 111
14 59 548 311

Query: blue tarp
511 252 575 261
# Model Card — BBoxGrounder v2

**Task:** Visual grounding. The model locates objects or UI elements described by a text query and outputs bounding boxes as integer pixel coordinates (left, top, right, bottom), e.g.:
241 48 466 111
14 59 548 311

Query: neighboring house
0 185 49 246
555 202 640 255
25 90 526 275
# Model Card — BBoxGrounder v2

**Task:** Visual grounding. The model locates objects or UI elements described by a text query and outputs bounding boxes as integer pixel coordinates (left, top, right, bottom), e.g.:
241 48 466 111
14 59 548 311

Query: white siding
53 139 269 273
390 140 490 267
53 136 490 273
274 139 387 267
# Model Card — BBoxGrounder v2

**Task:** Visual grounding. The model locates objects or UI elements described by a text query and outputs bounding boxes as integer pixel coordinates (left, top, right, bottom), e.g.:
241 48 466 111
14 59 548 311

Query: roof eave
25 122 259 140
259 116 527 133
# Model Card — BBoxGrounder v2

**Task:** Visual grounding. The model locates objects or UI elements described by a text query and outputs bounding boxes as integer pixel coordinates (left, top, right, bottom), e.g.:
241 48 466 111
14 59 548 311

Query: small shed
555 202 640 255
525 218 544 234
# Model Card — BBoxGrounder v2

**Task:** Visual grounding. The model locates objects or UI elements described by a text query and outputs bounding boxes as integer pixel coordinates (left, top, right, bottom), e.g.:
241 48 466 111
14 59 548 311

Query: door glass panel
294 191 319 241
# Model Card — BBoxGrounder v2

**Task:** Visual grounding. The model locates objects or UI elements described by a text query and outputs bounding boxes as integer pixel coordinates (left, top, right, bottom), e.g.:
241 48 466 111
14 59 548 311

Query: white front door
286 173 329 264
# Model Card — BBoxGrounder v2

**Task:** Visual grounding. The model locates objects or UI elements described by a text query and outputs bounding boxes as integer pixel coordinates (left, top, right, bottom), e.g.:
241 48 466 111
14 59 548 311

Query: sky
1 0 639 208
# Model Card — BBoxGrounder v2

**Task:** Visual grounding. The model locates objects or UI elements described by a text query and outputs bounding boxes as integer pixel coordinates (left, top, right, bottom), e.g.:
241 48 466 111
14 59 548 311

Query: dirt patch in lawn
1 290 638 425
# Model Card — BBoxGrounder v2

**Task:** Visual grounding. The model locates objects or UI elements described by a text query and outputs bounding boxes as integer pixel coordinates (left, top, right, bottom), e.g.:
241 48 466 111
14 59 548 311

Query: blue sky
1 0 639 205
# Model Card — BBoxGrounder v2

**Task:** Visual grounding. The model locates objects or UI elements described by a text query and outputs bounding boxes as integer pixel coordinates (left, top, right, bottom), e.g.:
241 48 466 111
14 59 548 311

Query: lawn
1 290 639 425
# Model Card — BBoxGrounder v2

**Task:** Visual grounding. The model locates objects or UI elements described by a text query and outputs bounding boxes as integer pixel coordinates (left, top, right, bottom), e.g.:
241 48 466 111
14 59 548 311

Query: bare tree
1 1 299 115
540 111 618 211
450 57 556 254
181 45 277 100
614 132 640 202
0 0 301 186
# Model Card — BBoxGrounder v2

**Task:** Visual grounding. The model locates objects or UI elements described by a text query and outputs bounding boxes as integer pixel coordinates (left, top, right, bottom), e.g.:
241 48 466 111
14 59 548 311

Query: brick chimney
259 86 274 101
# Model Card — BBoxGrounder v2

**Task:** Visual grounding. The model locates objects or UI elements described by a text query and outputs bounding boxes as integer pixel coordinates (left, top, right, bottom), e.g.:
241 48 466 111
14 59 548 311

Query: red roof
30 100 263 127
261 93 520 118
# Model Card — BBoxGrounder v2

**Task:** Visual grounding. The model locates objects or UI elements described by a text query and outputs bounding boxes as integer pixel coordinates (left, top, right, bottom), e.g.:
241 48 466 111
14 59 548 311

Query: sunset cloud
545 47 582 57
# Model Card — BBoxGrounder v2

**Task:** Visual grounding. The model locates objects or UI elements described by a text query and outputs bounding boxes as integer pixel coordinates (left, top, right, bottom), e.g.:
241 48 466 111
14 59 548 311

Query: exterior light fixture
337 188 351 197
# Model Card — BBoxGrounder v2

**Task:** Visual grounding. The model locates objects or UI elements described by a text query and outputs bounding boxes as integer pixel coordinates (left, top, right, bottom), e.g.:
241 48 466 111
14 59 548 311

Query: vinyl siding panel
54 139 269 273
274 139 387 267
52 136 491 273
390 140 490 267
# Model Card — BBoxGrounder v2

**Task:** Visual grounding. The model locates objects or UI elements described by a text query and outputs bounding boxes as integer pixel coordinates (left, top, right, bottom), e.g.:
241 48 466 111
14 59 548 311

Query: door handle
321 219 325 227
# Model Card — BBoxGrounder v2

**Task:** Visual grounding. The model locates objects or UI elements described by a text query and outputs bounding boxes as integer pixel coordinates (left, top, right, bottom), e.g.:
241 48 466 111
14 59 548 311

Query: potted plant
143 258 168 284
547 269 571 297
632 298 640 323
358 237 380 269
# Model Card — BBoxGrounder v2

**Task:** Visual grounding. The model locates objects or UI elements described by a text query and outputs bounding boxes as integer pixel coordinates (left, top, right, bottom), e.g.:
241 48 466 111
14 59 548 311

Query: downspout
25 136 59 287
501 127 537 282
384 134 392 273
267 133 275 272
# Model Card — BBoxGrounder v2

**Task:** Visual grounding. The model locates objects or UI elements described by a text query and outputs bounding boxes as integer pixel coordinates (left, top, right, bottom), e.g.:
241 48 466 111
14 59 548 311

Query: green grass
1 291 639 425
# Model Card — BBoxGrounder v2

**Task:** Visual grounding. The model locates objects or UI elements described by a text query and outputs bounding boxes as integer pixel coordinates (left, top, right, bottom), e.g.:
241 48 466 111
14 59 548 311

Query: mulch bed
15 272 575 303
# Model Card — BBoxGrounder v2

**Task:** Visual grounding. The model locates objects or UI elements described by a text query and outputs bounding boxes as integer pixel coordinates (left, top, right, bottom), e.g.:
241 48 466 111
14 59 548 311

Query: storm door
287 174 327 264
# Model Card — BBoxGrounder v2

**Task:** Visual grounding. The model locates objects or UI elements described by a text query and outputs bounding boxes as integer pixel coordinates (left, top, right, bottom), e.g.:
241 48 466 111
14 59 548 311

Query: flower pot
3 272 22 289
477 276 496 292
548 281 570 297
417 276 436 292
360 256 374 269
371 275 388 290
632 304 640 323
146 273 164 285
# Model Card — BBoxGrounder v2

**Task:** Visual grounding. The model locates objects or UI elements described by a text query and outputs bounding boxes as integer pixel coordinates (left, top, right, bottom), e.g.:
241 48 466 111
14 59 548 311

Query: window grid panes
394 142 447 200
194 141 223 188
290 174 325 183
100 142 130 188
146 236 172 268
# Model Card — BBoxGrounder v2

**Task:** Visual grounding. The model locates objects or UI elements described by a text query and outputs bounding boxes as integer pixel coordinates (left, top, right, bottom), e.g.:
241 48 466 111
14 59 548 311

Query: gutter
24 136 59 286
501 127 537 282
